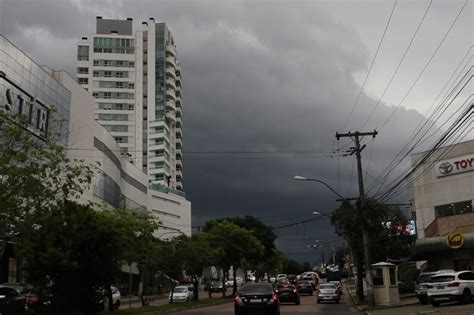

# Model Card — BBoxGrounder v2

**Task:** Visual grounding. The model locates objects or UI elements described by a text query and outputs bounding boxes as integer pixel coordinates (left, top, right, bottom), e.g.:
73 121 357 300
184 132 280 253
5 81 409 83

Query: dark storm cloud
0 0 437 262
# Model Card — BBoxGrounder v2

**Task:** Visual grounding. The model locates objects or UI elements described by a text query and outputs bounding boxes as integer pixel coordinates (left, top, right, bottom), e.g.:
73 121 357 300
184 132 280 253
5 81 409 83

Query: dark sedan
0 285 26 315
296 280 313 295
234 283 280 315
275 284 300 305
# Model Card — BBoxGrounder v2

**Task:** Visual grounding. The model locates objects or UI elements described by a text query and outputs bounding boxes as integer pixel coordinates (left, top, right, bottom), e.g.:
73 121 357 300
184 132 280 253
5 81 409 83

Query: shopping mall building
0 35 191 283
411 140 474 271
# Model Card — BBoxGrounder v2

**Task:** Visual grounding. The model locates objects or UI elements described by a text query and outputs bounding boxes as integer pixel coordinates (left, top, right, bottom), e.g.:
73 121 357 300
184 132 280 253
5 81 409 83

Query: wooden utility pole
336 130 377 307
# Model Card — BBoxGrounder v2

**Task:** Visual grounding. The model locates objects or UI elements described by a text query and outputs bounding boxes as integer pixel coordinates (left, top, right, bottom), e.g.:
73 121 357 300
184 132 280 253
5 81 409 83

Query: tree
204 216 277 292
21 202 144 314
204 221 264 297
331 198 416 301
0 111 93 249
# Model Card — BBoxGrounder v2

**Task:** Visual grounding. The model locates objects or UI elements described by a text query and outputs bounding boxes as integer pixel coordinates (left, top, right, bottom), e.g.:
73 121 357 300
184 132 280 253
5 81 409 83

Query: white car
226 276 244 287
169 285 194 303
317 283 340 304
276 274 287 281
111 286 121 309
427 270 474 306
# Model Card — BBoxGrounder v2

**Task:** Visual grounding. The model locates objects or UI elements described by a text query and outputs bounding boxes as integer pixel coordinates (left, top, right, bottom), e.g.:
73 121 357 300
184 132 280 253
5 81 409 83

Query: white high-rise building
77 17 184 192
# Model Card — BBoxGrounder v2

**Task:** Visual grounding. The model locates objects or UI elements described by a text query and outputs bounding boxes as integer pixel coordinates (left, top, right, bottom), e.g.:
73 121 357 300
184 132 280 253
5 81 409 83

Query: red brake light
448 282 460 287
235 296 243 304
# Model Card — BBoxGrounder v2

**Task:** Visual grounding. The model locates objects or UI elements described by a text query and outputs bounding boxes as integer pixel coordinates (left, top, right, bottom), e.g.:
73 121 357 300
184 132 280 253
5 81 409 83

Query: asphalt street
170 289 361 315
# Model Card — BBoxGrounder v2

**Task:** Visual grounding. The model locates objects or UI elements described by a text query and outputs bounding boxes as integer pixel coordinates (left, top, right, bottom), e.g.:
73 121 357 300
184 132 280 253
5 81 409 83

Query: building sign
435 154 474 178
447 233 464 249
0 75 50 140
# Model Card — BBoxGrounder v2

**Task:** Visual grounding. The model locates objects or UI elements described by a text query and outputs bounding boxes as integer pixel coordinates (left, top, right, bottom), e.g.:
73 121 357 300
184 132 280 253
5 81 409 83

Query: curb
344 281 368 314
365 300 421 315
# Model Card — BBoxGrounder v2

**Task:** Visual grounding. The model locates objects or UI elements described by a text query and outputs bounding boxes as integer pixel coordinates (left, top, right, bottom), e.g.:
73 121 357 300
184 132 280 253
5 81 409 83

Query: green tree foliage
0 111 93 243
331 198 416 301
204 220 264 296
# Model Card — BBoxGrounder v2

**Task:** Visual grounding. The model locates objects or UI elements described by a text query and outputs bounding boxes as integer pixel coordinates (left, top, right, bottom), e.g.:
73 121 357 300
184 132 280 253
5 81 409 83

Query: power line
340 0 398 132
377 0 469 133
360 0 433 130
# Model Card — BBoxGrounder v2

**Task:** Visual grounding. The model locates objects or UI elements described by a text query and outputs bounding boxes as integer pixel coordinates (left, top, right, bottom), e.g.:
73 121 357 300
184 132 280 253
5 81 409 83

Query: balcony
166 89 176 100
425 212 474 238
166 100 176 111
166 44 176 57
165 66 175 78
165 111 176 123
165 56 176 67
165 78 176 89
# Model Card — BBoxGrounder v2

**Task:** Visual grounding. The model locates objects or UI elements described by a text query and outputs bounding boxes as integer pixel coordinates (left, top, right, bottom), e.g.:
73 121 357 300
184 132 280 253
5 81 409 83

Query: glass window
435 200 472 218
93 60 99 66
373 269 384 286
389 268 396 286
104 71 112 78
77 67 89 74
78 78 88 84
93 71 99 77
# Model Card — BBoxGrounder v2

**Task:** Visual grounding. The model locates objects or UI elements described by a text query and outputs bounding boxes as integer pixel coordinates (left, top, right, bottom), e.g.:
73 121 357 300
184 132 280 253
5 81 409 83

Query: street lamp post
294 176 345 200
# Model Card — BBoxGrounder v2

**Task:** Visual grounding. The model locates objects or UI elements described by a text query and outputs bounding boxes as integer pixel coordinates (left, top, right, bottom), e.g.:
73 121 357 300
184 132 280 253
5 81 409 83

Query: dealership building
0 35 191 283
410 139 474 271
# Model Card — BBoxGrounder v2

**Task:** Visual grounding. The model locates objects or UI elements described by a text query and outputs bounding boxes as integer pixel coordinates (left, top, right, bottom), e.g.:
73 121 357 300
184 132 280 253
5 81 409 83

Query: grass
99 296 232 315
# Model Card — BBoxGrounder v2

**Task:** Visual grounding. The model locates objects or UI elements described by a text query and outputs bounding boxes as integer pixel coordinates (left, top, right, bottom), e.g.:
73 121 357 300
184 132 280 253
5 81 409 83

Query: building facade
411 140 474 271
77 17 184 191
0 35 191 282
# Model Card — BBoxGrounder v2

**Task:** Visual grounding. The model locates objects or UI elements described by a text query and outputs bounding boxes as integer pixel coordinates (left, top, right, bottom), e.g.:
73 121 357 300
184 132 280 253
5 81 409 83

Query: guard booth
371 262 400 306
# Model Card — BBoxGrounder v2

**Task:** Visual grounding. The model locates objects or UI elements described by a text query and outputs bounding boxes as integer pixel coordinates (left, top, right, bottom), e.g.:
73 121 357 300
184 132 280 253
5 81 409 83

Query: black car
296 280 313 295
0 285 26 315
275 284 300 305
235 283 280 315
209 280 226 293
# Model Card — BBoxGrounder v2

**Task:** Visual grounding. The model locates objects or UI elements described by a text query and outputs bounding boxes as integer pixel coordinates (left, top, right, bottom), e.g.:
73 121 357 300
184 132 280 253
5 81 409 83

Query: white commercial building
410 140 474 271
77 17 184 191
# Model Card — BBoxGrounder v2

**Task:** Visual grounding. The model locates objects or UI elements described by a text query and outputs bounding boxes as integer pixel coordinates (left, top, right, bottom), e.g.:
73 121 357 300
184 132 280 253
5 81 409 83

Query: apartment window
78 78 88 85
103 92 112 99
98 103 112 110
116 71 124 78
77 45 89 60
104 71 112 78
435 200 473 218
128 104 134 110
93 60 99 66
104 60 111 67
98 114 113 121
93 71 99 77
128 83 134 89
92 92 99 98
116 82 124 89
116 60 124 67
114 136 123 143
129 61 134 67
99 81 113 88
77 67 89 74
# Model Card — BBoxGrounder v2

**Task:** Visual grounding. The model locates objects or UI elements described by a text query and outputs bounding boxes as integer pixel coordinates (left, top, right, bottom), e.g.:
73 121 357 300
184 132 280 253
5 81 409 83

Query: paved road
171 289 361 315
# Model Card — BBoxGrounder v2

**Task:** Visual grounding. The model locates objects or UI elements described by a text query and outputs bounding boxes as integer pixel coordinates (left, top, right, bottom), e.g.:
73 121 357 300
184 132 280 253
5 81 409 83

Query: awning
415 232 474 253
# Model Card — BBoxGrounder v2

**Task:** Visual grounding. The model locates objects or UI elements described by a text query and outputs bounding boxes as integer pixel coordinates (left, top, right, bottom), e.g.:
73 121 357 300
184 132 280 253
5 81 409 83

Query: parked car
296 280 313 296
415 270 454 304
427 270 474 307
328 281 342 295
275 284 300 305
209 280 226 293
234 283 279 315
111 286 121 309
287 274 297 285
0 285 26 315
169 285 194 303
276 274 287 282
317 283 340 304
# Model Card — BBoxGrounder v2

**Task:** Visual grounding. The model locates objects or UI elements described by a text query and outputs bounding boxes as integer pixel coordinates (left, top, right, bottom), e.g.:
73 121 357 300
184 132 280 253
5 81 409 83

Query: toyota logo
439 162 453 174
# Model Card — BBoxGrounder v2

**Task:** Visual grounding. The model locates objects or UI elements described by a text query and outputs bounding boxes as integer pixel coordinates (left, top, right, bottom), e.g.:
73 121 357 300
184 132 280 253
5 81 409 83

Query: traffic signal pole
336 130 377 308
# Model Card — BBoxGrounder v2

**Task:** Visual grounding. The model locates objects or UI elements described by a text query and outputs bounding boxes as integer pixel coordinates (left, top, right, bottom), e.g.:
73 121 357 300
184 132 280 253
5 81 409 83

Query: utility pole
336 130 377 308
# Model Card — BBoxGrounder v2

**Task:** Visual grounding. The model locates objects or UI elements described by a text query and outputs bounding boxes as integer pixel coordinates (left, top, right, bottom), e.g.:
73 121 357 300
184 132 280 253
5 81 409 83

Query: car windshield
320 284 336 289
297 281 310 285
239 284 272 294
173 287 188 293
302 277 313 280
430 275 455 283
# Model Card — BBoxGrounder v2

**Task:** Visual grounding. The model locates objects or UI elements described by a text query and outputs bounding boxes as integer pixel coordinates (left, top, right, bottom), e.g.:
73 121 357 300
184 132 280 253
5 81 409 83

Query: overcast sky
1 0 472 263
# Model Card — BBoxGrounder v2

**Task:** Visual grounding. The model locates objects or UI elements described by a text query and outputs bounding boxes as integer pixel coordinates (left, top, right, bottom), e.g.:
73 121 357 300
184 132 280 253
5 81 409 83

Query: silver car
317 283 340 304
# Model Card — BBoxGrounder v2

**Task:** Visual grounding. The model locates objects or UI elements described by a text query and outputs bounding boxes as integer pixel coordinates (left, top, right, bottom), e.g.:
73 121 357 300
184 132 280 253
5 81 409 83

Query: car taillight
268 294 279 304
448 282 460 287
293 289 297 293
234 295 243 304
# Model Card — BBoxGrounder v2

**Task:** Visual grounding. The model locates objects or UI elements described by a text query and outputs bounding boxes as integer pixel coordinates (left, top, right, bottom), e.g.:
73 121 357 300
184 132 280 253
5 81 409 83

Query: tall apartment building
77 17 184 191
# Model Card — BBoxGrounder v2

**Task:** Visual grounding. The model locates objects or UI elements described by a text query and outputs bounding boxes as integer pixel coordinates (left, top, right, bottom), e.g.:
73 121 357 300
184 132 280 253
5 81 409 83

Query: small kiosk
371 262 400 306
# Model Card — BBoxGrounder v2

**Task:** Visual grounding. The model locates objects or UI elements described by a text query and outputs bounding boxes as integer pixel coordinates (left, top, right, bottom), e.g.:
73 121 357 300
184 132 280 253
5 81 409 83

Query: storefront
410 140 474 270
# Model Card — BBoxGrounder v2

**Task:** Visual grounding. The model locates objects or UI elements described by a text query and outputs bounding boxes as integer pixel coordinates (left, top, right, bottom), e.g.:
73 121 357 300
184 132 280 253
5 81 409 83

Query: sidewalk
344 280 473 315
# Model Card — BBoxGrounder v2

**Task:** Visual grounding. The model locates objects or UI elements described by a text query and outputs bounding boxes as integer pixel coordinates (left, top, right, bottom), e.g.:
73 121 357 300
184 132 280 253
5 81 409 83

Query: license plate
437 286 445 290
324 296 331 299
250 299 261 303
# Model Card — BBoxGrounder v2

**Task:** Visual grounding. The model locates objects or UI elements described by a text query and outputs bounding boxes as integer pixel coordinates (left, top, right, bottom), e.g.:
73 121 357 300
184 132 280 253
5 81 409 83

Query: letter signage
435 154 474 178
0 77 51 140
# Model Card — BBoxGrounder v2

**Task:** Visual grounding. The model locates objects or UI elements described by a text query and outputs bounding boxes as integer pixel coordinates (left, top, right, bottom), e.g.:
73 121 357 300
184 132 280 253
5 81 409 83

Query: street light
293 176 345 200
